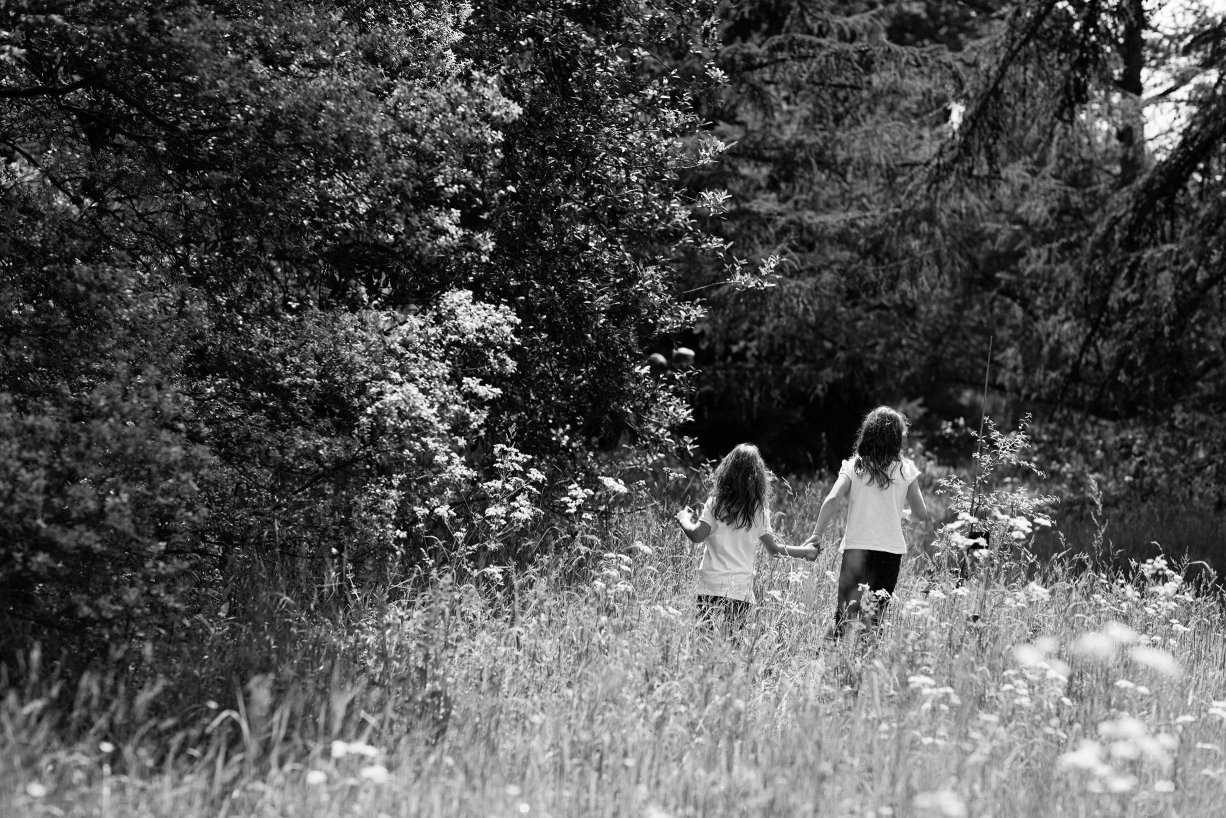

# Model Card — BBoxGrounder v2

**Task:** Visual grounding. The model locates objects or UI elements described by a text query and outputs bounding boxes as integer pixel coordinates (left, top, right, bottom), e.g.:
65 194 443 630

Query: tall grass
4 490 1226 817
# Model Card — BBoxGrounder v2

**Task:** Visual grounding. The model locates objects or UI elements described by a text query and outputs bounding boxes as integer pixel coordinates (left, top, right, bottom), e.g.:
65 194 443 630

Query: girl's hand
675 506 694 525
800 534 821 550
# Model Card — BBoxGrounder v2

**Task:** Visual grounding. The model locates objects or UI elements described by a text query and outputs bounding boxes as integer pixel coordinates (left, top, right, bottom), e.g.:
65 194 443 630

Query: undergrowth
3 480 1225 818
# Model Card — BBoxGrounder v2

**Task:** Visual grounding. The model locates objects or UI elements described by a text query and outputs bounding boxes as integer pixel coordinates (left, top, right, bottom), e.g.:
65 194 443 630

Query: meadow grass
3 488 1226 818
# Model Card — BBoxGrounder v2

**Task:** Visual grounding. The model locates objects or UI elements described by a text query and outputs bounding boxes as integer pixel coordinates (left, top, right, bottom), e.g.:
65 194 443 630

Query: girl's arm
905 479 928 522
904 478 934 553
676 507 711 543
802 473 851 549
760 532 819 562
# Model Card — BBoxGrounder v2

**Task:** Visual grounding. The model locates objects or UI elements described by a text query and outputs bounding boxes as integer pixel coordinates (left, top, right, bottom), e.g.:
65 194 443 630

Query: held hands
675 506 696 526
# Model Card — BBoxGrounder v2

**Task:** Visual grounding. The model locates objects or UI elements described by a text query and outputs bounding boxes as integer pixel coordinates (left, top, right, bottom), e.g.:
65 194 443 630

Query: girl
676 443 818 629
804 407 928 638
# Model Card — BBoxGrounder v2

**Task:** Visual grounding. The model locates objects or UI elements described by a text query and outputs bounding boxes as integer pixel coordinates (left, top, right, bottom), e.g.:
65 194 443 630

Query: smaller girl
676 443 818 629
804 407 928 638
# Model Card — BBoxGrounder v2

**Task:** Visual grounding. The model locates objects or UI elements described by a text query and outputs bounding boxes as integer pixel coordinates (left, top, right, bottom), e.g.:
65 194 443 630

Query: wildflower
25 782 48 798
598 476 629 494
1129 646 1182 678
1175 715 1197 725
332 740 380 759
1058 740 1111 776
1014 644 1046 667
359 765 389 783
99 741 115 754
1114 679 1136 689
1072 632 1117 662
1155 780 1176 792
913 789 967 818
1098 716 1147 742
1024 581 1049 601
306 770 328 785
1102 621 1137 644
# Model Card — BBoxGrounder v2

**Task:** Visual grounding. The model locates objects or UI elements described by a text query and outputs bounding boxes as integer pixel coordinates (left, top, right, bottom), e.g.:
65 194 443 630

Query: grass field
3 483 1226 818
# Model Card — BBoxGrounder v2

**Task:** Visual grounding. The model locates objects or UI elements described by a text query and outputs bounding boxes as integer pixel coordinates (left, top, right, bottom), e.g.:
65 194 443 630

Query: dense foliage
0 0 724 660
677 0 1226 486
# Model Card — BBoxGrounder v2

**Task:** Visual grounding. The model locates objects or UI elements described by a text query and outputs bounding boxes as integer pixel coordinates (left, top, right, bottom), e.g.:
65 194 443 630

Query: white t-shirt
840 457 921 555
697 500 771 602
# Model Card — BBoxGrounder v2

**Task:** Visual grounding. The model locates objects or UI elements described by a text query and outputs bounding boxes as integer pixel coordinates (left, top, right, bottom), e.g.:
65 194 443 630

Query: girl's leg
698 595 750 635
696 595 717 629
834 550 871 636
723 598 751 632
863 552 903 630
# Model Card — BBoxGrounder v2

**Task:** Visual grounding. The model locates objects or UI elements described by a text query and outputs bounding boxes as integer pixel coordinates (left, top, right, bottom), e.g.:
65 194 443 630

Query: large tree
0 0 723 659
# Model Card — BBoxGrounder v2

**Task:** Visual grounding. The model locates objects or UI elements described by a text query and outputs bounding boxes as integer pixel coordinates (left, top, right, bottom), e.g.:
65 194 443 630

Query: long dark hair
710 443 771 530
852 406 907 489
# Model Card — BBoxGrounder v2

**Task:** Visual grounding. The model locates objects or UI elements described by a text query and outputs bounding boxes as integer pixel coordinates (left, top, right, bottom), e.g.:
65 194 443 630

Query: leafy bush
1 0 726 664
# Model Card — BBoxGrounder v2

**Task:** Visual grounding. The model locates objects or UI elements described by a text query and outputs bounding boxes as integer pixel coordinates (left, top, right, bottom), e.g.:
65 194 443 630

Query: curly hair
852 406 908 489
710 443 771 530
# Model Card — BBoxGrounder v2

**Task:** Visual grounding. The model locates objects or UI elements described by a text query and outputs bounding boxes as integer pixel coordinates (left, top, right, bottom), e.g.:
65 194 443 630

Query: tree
1 0 726 660
674 0 997 468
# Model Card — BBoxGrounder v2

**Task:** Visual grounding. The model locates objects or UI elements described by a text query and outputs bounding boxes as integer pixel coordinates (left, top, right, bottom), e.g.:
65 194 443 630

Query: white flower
913 789 967 818
1099 716 1148 742
25 782 48 798
306 770 328 785
1072 632 1117 662
1014 644 1046 667
598 476 629 494
1058 740 1110 775
331 740 379 759
1129 645 1182 678
1103 621 1138 645
1024 581 1050 601
359 764 390 783
1154 780 1176 792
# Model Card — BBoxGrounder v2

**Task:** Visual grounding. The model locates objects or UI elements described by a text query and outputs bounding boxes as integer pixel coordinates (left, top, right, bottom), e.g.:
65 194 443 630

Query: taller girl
804 407 927 638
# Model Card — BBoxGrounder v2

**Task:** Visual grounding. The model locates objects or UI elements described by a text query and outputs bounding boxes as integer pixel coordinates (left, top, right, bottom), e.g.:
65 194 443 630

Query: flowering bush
934 415 1058 570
